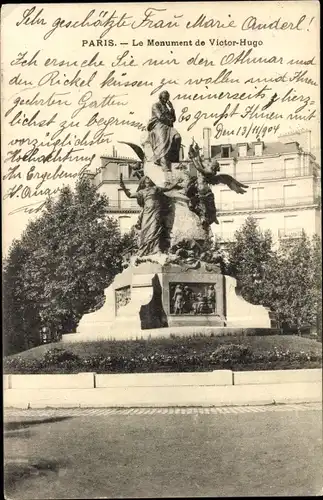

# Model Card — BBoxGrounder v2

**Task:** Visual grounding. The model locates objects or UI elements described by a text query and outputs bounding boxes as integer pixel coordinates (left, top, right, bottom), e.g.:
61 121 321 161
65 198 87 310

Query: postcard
2 2 321 498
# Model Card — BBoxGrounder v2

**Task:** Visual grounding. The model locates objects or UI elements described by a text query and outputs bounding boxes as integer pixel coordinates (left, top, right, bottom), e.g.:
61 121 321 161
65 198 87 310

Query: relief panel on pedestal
169 282 217 315
115 286 131 315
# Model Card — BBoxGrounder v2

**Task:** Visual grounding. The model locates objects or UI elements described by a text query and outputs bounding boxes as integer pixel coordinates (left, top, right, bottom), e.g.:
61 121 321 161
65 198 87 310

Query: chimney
112 146 117 157
203 128 211 160
253 137 264 156
279 129 312 153
300 129 311 152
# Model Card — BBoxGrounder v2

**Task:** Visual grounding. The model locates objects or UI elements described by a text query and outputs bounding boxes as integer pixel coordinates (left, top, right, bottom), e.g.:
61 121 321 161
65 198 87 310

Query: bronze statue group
118 90 248 259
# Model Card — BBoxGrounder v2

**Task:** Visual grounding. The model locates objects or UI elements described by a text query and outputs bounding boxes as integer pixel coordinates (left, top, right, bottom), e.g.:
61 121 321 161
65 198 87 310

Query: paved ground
4 404 322 499
4 402 321 417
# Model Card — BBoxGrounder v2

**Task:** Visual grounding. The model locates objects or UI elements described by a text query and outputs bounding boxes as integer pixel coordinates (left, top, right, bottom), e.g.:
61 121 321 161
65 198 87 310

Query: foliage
226 218 321 335
120 226 139 267
226 216 276 305
268 233 321 334
42 347 81 365
312 235 322 339
4 342 321 374
3 188 321 357
4 335 321 374
3 178 135 355
3 240 38 353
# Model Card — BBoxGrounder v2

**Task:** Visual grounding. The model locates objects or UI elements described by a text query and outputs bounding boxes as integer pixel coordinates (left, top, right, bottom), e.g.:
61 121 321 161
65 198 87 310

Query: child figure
183 285 193 313
173 284 184 314
207 285 216 313
192 293 203 314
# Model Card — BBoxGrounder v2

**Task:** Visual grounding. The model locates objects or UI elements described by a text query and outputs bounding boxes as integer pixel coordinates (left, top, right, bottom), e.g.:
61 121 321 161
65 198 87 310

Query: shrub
4 356 41 374
3 342 321 374
210 344 253 367
42 348 81 365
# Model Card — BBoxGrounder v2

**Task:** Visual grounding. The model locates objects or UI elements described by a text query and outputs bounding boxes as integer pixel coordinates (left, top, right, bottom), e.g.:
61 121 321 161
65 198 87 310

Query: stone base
62 326 278 343
225 275 272 328
69 262 273 341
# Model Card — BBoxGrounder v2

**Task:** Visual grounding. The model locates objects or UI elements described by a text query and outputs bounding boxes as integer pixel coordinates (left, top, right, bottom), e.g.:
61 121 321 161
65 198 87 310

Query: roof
100 155 139 163
210 141 301 159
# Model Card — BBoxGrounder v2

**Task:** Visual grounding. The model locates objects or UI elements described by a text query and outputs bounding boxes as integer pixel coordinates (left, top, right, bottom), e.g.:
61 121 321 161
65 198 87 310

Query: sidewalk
4 381 322 408
4 402 321 419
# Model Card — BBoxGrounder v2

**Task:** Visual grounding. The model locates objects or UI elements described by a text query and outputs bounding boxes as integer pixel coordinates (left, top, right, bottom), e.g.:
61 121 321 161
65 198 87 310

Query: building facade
91 153 142 234
206 129 321 245
92 130 321 244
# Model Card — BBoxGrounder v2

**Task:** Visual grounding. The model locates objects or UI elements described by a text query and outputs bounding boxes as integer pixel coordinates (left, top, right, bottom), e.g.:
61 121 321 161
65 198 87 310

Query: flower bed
4 335 321 374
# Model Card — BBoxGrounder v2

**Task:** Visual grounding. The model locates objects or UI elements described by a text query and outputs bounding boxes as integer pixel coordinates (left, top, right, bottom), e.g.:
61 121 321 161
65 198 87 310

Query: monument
65 91 274 342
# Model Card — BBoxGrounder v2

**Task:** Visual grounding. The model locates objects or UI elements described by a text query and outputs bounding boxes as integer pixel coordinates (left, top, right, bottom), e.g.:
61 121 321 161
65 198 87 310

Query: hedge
3 342 321 374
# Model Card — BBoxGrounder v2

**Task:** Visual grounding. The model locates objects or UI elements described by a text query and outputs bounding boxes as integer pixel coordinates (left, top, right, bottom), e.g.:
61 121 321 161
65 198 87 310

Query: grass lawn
8 334 322 361
4 335 321 373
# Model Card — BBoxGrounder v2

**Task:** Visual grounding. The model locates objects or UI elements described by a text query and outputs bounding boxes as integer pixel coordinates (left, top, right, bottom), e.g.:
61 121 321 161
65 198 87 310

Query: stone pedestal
224 275 271 328
69 262 272 341
167 192 206 248
76 262 165 337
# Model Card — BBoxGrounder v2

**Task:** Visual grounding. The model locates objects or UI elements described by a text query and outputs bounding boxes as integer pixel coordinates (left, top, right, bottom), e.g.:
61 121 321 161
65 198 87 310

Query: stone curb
4 368 321 390
4 381 322 409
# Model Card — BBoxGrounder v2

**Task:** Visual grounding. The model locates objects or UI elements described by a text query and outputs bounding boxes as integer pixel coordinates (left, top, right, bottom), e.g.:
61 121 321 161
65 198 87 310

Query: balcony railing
98 165 318 184
100 173 139 182
218 232 235 242
105 195 319 212
233 166 318 182
106 199 140 211
218 228 307 242
218 196 320 212
278 228 305 239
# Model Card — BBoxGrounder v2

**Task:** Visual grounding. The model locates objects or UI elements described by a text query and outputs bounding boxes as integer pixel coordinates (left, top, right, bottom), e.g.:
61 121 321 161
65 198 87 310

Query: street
4 404 322 498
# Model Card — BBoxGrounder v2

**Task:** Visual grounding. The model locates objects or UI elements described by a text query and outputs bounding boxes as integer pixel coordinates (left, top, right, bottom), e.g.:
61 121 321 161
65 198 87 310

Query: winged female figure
119 173 182 257
187 142 249 228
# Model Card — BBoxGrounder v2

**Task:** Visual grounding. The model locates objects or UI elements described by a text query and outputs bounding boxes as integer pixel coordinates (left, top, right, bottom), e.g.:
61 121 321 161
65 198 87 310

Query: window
118 188 129 209
252 187 265 208
219 162 233 175
283 185 297 205
254 142 263 156
251 161 264 180
238 144 248 157
220 220 234 241
280 215 301 238
119 216 133 234
118 164 130 179
284 158 300 177
219 189 231 210
221 146 231 158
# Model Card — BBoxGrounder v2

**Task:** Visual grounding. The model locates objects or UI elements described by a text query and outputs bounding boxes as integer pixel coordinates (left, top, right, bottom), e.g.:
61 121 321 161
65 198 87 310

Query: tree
3 240 35 354
311 234 321 339
3 177 134 355
268 233 319 335
226 216 275 305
